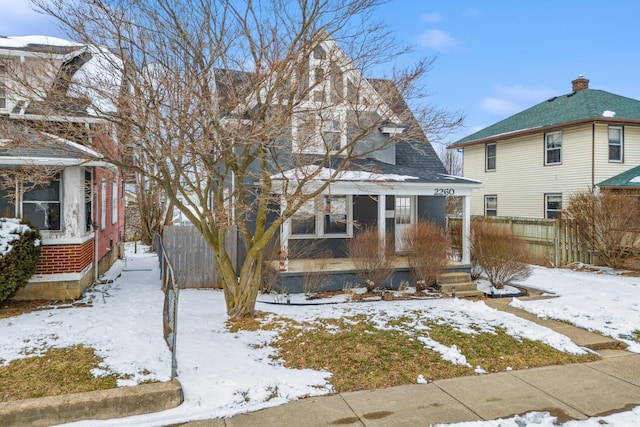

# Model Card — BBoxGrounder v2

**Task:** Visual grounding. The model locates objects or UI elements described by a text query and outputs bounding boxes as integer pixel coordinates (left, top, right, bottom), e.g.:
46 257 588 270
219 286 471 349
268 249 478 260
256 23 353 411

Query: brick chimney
572 74 589 92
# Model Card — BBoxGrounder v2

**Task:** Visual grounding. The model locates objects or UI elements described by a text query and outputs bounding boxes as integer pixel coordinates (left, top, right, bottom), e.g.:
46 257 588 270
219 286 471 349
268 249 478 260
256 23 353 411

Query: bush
402 221 450 292
563 190 640 268
346 228 394 292
471 221 531 289
0 219 42 302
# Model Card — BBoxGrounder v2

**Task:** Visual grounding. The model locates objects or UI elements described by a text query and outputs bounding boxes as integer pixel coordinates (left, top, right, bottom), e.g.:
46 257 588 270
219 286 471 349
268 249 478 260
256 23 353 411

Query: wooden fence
447 216 591 267
162 225 238 289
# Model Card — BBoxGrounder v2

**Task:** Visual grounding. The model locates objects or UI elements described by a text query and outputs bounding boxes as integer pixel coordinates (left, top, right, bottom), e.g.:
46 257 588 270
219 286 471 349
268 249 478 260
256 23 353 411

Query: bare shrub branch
402 221 450 292
346 227 394 292
471 221 531 289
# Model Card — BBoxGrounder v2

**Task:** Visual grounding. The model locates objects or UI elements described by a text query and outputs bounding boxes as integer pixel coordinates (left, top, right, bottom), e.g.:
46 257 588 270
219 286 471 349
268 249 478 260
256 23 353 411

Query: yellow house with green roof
449 75 640 219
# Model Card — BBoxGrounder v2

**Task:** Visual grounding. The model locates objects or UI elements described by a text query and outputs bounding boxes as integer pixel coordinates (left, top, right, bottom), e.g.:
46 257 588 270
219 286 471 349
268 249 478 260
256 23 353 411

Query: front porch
270 257 475 295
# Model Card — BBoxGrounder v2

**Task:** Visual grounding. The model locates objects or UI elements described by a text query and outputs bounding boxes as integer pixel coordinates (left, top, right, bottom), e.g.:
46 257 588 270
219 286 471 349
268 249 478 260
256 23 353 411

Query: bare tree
563 189 640 268
30 0 463 318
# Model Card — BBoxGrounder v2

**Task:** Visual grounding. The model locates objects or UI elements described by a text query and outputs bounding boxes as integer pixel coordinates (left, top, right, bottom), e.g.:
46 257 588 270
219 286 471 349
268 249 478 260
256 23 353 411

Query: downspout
591 122 596 188
94 180 99 283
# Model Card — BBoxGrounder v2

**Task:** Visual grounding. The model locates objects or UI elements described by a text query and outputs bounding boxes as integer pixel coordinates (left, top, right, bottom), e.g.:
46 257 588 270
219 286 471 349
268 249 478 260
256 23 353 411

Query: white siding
463 124 601 218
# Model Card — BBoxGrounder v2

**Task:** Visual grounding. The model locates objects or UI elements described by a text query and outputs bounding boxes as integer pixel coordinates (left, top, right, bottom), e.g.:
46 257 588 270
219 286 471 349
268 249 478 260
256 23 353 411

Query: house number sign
434 188 455 196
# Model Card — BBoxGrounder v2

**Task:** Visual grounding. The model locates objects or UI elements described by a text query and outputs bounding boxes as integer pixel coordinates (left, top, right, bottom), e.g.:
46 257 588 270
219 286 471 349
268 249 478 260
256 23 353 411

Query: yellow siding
461 123 635 218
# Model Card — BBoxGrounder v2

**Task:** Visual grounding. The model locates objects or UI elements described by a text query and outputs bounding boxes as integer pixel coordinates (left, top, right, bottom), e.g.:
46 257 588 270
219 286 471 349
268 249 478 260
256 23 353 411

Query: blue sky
3 0 640 145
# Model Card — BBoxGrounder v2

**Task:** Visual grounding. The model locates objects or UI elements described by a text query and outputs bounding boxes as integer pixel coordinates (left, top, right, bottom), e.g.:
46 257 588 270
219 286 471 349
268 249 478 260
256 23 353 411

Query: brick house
0 36 124 300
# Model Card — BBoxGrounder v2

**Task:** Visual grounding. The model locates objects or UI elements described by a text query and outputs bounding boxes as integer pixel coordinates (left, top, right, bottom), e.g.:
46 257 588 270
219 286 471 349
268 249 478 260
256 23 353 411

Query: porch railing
152 233 179 379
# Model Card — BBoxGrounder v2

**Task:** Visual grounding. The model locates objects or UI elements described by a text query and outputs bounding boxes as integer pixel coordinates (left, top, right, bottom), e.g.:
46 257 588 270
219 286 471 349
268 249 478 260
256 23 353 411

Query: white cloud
493 83 556 103
420 12 443 23
480 84 557 117
480 97 523 117
417 29 459 52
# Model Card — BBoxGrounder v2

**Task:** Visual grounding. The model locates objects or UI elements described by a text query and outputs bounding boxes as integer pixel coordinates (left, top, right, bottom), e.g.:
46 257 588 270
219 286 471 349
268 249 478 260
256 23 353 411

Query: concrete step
438 282 478 293
438 272 472 284
440 289 485 299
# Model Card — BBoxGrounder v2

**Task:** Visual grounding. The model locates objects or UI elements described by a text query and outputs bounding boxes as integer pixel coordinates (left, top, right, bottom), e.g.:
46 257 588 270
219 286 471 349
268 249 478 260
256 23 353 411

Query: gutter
450 117 640 149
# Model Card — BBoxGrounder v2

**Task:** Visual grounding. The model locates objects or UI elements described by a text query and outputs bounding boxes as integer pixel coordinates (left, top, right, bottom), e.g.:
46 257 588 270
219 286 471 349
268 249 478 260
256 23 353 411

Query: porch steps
437 272 483 299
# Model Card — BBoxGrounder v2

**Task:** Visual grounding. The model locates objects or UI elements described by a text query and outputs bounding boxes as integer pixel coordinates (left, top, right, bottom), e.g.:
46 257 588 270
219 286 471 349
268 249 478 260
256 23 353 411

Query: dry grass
346 228 395 292
254 313 599 392
0 345 118 402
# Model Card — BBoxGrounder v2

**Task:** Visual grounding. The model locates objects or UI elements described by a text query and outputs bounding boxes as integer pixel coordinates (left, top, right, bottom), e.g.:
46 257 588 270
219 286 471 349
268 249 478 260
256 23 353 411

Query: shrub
471 221 531 289
402 221 450 292
346 227 394 292
563 189 640 268
0 219 42 303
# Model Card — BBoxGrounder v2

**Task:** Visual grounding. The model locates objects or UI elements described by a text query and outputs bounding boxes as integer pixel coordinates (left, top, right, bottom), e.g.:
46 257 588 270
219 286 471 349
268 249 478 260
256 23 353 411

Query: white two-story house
450 75 640 219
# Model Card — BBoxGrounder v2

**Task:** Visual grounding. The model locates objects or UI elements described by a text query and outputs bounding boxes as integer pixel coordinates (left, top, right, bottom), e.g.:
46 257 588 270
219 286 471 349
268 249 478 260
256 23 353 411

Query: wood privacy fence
447 216 591 267
162 225 238 289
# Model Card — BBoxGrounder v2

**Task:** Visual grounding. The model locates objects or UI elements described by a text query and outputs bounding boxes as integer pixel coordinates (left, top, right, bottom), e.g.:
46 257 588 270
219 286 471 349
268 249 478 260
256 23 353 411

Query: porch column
280 196 291 271
462 194 471 264
377 194 386 241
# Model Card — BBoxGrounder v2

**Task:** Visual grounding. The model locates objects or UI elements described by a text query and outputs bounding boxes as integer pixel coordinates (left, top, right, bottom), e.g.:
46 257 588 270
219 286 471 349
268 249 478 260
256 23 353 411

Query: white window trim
545 131 562 165
608 126 623 163
485 142 496 171
484 195 497 216
290 194 353 239
111 180 118 224
545 193 562 219
0 62 7 111
101 179 106 230
292 109 346 154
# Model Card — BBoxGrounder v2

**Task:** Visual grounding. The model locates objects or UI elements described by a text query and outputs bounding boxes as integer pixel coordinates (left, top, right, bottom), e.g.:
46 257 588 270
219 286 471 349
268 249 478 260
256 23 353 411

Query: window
85 171 93 232
22 173 62 231
291 199 316 235
485 143 496 171
545 193 562 219
324 195 347 234
101 179 106 230
545 131 562 165
0 186 15 218
608 126 623 162
0 63 6 110
293 112 343 154
111 181 118 224
484 195 497 216
290 195 351 238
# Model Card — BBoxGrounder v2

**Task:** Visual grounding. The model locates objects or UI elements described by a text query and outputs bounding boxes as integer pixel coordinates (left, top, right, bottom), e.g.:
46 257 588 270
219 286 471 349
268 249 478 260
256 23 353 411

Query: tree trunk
218 252 263 318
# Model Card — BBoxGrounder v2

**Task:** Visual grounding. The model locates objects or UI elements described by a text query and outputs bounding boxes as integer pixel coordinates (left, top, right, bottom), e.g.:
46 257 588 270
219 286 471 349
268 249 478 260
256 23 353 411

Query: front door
394 196 413 252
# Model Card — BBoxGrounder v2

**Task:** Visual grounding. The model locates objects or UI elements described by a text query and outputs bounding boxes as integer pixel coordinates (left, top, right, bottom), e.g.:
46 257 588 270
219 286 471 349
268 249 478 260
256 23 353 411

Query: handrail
152 233 179 379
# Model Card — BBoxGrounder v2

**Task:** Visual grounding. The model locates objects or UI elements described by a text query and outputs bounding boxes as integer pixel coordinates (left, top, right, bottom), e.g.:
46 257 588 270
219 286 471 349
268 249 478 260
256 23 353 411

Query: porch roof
597 165 640 189
0 118 113 169
269 157 482 195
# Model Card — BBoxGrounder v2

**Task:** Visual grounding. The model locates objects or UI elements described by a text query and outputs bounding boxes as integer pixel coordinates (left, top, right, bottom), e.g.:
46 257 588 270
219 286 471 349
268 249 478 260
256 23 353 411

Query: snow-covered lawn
512 265 640 353
1 244 640 426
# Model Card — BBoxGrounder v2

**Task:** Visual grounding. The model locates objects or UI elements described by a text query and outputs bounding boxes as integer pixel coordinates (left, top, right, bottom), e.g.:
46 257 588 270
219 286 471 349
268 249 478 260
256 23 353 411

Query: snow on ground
2 246 640 426
510 265 640 352
436 406 640 427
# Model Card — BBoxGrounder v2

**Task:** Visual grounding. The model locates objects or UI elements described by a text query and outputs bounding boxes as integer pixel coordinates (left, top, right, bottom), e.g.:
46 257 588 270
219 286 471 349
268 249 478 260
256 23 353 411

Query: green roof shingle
451 88 640 146
598 165 640 188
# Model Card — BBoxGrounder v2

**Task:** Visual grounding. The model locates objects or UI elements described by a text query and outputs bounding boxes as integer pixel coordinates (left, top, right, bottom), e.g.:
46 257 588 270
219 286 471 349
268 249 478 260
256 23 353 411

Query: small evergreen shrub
402 221 451 292
471 221 531 289
0 218 42 303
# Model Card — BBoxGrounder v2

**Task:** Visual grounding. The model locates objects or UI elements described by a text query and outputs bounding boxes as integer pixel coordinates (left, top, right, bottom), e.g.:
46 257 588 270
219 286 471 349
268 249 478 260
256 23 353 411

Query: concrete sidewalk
178 350 640 426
